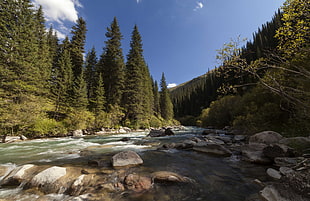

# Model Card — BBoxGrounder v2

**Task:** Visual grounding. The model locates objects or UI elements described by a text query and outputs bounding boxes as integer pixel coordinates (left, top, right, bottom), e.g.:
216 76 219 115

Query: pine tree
0 0 41 96
85 47 98 110
70 17 87 79
153 80 161 116
51 37 73 113
71 71 88 109
123 25 153 126
160 73 174 120
142 64 154 119
93 73 106 114
97 17 125 108
69 17 87 109
34 5 52 95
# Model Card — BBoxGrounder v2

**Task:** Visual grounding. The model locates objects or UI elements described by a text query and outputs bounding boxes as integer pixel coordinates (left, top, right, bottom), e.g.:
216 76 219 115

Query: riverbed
0 127 269 201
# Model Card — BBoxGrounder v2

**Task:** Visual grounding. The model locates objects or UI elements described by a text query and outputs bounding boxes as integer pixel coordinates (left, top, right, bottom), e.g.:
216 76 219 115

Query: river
0 127 268 201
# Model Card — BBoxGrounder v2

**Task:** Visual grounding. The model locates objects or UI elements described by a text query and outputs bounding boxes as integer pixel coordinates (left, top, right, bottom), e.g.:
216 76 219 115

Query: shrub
31 118 66 137
63 109 95 130
199 96 241 128
149 116 162 128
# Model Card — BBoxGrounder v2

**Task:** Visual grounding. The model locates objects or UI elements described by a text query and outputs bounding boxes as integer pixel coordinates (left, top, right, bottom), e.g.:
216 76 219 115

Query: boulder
242 143 273 164
260 185 289 201
120 137 130 142
249 131 283 145
147 129 165 137
279 137 310 155
3 136 21 143
29 166 67 193
0 164 35 186
215 135 232 143
279 167 294 176
274 157 304 167
161 143 176 149
206 137 225 145
20 135 28 140
111 150 143 167
266 168 281 180
233 135 246 142
69 174 86 195
164 128 175 136
263 144 295 159
151 171 192 183
31 166 66 185
72 130 83 137
147 128 175 137
124 174 152 192
193 142 232 157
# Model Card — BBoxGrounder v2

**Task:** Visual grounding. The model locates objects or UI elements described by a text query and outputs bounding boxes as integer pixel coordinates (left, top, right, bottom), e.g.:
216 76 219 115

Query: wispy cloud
136 0 142 3
33 0 80 23
54 30 66 40
194 1 204 11
167 83 177 88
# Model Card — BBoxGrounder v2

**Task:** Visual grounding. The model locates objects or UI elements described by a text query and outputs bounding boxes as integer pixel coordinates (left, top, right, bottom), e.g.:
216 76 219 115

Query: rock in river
249 131 283 145
112 150 143 167
151 171 192 183
193 142 232 157
124 173 152 192
266 168 281 180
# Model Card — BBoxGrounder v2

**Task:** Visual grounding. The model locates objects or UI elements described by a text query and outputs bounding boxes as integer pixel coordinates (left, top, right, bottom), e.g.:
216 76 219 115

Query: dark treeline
0 0 175 137
171 0 309 136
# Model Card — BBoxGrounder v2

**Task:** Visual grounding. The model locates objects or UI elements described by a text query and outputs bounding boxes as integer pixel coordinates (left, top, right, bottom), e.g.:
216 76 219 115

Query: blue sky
32 0 286 87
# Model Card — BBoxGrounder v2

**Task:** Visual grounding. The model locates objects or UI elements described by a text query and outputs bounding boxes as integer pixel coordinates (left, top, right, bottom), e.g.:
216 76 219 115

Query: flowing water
0 127 268 201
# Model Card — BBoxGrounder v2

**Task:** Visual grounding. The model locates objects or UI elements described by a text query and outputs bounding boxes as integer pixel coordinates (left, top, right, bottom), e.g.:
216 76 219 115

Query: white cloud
167 83 177 88
33 0 80 23
194 1 204 11
55 30 66 40
136 0 142 3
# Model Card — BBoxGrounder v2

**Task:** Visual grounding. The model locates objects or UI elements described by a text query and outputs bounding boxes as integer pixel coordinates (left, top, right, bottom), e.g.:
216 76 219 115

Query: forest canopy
0 0 175 137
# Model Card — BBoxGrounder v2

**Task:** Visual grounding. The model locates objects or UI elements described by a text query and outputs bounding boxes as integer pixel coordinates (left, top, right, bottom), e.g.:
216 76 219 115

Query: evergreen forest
171 0 309 136
0 0 175 137
0 0 309 138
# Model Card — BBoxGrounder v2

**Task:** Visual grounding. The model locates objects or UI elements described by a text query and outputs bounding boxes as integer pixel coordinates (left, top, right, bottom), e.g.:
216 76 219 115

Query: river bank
0 127 309 201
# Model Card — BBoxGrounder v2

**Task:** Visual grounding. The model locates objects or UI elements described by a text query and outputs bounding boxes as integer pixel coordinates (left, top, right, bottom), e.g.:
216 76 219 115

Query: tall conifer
153 80 161 116
70 17 87 79
160 73 174 120
51 37 73 113
97 17 125 108
123 25 153 126
85 47 98 110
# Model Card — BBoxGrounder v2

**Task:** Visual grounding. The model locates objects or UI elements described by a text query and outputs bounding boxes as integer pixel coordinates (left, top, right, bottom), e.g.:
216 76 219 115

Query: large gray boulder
147 128 175 137
193 142 232 157
263 144 295 159
30 166 66 187
147 129 165 137
260 185 289 201
266 168 282 180
111 150 143 167
72 130 83 137
249 131 283 145
0 164 35 186
242 143 272 164
279 137 310 155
